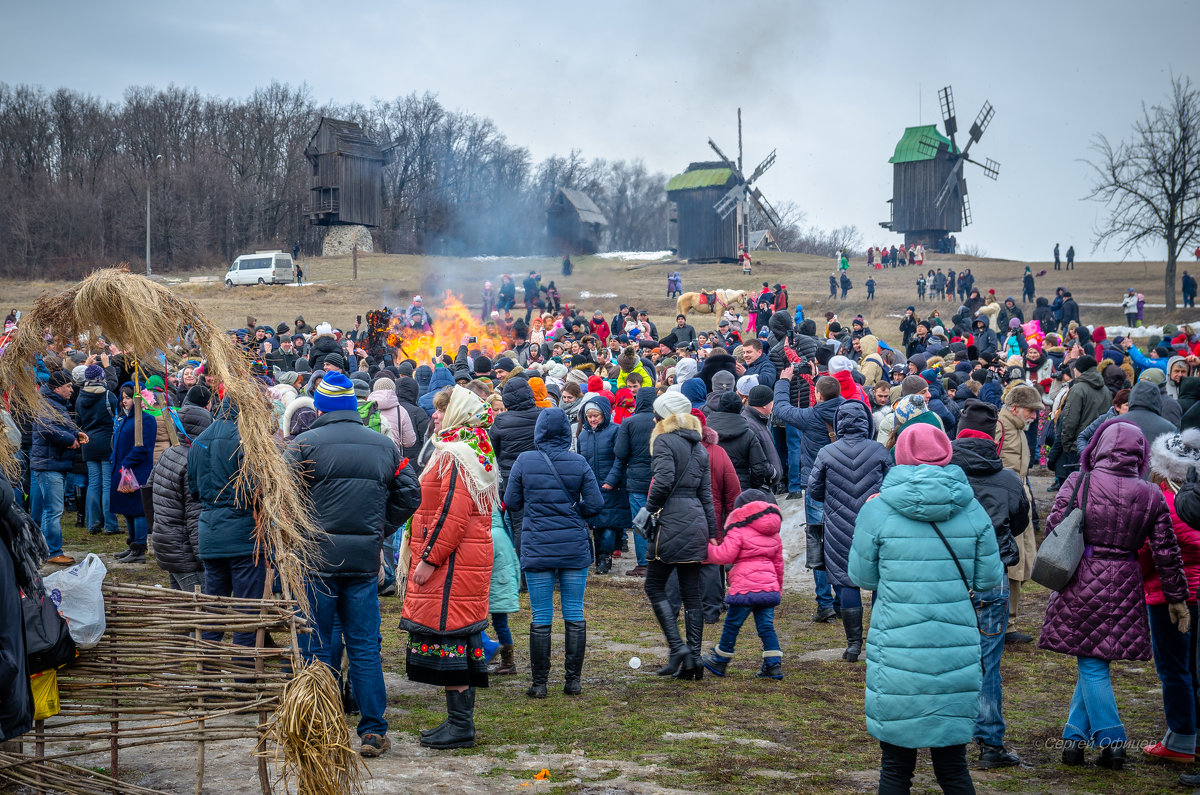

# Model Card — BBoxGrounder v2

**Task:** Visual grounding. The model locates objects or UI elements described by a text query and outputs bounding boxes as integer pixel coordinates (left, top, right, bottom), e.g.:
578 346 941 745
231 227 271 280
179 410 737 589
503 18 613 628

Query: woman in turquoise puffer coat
850 422 1002 794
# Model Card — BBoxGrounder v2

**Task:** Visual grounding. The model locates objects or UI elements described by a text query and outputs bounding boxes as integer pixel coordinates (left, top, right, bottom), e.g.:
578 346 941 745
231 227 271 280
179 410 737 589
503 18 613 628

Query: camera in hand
468 336 478 343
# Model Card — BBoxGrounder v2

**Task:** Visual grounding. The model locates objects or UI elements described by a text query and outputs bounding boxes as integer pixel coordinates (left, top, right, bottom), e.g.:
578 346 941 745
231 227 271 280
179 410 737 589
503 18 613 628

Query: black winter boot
841 607 864 662
757 652 783 680
121 543 147 564
675 608 703 680
700 646 733 677
525 624 551 698
420 688 475 749
1061 739 1087 765
75 485 87 528
562 620 586 695
1097 745 1126 771
650 600 689 676
596 554 612 574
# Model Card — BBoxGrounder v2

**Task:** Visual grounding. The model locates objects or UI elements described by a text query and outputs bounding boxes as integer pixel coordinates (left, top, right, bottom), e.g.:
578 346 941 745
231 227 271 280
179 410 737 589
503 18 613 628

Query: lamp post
146 154 162 277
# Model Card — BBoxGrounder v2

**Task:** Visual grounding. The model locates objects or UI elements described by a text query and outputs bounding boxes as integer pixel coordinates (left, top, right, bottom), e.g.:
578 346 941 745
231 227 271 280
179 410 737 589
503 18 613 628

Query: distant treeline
0 81 862 279
0 82 676 278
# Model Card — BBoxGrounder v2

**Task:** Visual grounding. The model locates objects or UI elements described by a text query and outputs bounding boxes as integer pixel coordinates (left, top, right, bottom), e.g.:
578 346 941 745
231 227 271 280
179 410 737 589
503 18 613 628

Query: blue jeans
525 567 588 625
717 605 779 655
492 612 512 645
1065 656 1126 747
785 425 804 492
33 470 65 556
1148 602 1198 753
379 532 398 591
628 493 648 565
202 556 267 645
86 459 117 532
975 581 1010 746
121 515 148 547
592 527 615 557
299 575 387 738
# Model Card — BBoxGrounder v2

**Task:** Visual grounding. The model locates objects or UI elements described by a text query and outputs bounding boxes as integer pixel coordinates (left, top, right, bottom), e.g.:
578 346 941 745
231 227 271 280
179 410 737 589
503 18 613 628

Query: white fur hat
314 322 333 338
1151 428 1200 483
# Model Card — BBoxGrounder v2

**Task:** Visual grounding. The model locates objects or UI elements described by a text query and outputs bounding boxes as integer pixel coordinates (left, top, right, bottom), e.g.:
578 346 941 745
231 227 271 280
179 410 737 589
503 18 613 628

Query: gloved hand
1169 602 1192 635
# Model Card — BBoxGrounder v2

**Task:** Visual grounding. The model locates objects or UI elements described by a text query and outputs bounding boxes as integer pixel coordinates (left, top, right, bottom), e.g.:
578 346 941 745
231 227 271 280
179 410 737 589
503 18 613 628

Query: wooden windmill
667 110 781 262
880 86 999 248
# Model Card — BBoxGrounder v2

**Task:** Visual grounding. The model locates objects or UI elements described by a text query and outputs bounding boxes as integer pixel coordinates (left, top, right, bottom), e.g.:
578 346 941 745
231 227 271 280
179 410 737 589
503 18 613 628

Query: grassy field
50 495 1194 795
7 250 1200 353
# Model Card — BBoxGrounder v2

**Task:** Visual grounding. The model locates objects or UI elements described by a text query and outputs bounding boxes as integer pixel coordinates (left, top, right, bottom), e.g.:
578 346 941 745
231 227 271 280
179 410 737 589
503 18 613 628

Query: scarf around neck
423 385 499 513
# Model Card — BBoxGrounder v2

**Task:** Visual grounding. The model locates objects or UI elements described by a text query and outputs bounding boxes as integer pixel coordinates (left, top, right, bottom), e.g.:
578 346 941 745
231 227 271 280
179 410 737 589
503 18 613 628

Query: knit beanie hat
1074 355 1097 372
736 374 759 396
48 370 73 389
814 346 833 368
617 346 639 373
314 372 357 413
712 370 735 394
748 385 774 407
473 356 493 376
654 390 693 419
829 355 855 374
373 376 396 392
893 394 928 426
351 379 371 399
396 361 415 378
566 369 589 387
323 353 346 372
896 422 953 466
71 365 88 384
956 399 998 438
185 384 212 408
84 364 106 383
493 356 516 374
901 375 929 397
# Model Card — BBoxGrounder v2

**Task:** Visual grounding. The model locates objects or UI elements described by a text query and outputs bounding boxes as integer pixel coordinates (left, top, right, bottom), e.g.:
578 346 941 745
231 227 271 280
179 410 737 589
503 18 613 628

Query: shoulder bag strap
539 451 580 511
929 521 980 627
823 420 837 444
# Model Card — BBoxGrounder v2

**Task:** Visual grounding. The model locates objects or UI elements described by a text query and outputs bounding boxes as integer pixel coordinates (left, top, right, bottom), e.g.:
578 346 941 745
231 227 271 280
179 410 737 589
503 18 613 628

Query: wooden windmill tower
880 86 999 248
667 110 782 262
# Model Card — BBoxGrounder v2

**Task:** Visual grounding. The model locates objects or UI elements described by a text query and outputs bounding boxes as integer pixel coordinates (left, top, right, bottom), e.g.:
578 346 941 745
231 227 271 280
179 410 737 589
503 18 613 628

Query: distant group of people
868 243 925 269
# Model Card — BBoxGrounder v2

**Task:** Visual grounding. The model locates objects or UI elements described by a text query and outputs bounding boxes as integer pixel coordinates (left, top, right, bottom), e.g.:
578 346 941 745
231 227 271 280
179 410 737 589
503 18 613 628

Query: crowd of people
3 258 1200 793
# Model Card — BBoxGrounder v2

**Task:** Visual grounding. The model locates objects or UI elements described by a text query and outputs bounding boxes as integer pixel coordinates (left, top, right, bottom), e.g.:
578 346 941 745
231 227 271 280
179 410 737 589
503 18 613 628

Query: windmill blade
939 86 959 151
981 157 1000 180
708 138 746 182
917 136 947 157
746 149 776 185
968 101 994 143
961 190 972 228
934 156 966 209
748 187 782 228
714 183 743 219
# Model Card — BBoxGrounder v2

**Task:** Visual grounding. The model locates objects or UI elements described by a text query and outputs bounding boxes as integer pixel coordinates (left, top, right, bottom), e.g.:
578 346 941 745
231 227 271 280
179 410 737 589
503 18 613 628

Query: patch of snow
1079 302 1167 309
469 255 543 262
594 250 672 261
578 291 618 299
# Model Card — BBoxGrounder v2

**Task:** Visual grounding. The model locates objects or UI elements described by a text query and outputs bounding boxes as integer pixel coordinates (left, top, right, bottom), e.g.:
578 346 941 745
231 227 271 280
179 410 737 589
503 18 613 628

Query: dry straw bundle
259 660 366 795
0 266 318 606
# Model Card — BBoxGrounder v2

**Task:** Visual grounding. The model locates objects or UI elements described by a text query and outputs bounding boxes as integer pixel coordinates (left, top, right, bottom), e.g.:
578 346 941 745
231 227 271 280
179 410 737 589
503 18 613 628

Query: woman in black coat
148 404 212 592
641 393 716 681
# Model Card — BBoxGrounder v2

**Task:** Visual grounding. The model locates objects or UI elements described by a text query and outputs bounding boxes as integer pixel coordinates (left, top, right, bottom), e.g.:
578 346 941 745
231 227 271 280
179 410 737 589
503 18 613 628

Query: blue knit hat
313 372 357 413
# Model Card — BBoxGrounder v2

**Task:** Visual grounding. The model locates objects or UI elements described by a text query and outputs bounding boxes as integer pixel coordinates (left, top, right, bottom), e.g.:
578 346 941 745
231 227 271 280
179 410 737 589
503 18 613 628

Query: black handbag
22 584 77 674
633 453 690 560
929 521 981 629
806 525 826 571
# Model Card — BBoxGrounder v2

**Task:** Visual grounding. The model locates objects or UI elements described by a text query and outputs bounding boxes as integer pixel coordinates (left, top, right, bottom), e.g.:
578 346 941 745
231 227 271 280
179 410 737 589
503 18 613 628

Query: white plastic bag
43 553 108 648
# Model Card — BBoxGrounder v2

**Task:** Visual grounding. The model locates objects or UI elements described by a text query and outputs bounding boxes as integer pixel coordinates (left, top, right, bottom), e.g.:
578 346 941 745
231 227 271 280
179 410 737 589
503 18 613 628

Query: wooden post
352 244 358 280
33 718 44 795
110 587 119 792
254 570 273 795
193 586 205 795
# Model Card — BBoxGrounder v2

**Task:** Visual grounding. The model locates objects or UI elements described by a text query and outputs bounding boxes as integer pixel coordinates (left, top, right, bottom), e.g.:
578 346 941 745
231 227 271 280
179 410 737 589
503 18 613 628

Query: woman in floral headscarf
400 385 498 750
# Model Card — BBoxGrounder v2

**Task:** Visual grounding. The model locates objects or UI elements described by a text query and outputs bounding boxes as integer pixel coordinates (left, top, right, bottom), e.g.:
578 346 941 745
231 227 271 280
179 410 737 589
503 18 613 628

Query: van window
229 262 239 272
241 257 271 270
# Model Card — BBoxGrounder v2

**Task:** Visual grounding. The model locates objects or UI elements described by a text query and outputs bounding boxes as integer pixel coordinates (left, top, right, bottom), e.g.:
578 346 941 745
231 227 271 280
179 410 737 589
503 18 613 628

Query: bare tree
1086 74 1200 311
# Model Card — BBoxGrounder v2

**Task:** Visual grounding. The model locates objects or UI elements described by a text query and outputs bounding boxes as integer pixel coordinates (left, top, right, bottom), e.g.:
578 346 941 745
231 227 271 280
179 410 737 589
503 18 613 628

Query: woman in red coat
400 385 497 750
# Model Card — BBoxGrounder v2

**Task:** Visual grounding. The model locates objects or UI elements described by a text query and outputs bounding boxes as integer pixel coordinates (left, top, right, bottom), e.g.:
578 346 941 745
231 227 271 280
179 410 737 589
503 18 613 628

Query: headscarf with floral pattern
422 385 499 512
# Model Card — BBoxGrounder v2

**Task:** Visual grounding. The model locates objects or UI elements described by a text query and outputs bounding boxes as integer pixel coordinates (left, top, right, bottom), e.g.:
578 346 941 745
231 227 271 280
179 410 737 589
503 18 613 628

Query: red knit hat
895 423 953 466
690 407 707 427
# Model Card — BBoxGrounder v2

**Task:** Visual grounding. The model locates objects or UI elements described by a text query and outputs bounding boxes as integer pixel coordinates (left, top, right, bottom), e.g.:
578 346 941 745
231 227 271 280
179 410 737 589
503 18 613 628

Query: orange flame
386 291 503 363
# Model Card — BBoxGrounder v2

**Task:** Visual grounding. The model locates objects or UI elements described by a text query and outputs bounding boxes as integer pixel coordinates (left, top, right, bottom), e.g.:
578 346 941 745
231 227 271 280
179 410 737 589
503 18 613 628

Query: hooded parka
647 413 717 562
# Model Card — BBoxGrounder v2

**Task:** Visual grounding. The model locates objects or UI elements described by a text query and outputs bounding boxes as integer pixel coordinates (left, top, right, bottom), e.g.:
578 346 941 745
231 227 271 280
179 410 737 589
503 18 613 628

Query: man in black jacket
288 372 420 759
949 399 1029 771
742 385 781 489
706 392 772 490
489 376 542 560
613 388 656 575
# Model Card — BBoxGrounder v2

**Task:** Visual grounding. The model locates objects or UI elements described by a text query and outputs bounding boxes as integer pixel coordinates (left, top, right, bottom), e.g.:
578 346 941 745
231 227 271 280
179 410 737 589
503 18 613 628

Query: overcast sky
3 0 1196 262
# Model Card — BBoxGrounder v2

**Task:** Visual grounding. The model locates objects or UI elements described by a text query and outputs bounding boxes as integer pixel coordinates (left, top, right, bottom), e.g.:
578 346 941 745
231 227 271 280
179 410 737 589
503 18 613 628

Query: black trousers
645 561 701 612
664 563 725 622
878 742 974 795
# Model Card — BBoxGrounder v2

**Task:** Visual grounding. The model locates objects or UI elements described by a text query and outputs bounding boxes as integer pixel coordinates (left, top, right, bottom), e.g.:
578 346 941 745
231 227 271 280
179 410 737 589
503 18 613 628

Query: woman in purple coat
1039 419 1190 770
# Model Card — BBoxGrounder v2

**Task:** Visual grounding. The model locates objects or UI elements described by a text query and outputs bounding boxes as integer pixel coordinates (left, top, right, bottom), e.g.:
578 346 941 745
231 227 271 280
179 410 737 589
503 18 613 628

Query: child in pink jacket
700 489 786 679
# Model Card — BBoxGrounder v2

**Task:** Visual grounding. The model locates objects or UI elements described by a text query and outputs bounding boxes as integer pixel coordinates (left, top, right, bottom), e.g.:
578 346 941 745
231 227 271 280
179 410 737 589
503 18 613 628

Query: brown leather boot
489 644 516 675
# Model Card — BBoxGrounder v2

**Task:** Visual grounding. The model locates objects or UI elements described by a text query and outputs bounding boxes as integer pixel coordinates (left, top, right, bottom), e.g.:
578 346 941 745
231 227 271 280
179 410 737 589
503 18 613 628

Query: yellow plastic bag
30 669 60 720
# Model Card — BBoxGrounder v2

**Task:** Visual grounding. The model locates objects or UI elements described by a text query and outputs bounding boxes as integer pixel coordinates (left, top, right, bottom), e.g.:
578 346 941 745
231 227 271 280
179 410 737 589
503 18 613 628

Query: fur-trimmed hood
650 411 702 453
1150 427 1200 483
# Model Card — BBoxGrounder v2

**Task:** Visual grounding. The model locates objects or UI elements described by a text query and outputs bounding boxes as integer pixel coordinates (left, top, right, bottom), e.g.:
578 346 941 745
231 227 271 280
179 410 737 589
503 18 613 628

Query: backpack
357 401 394 440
